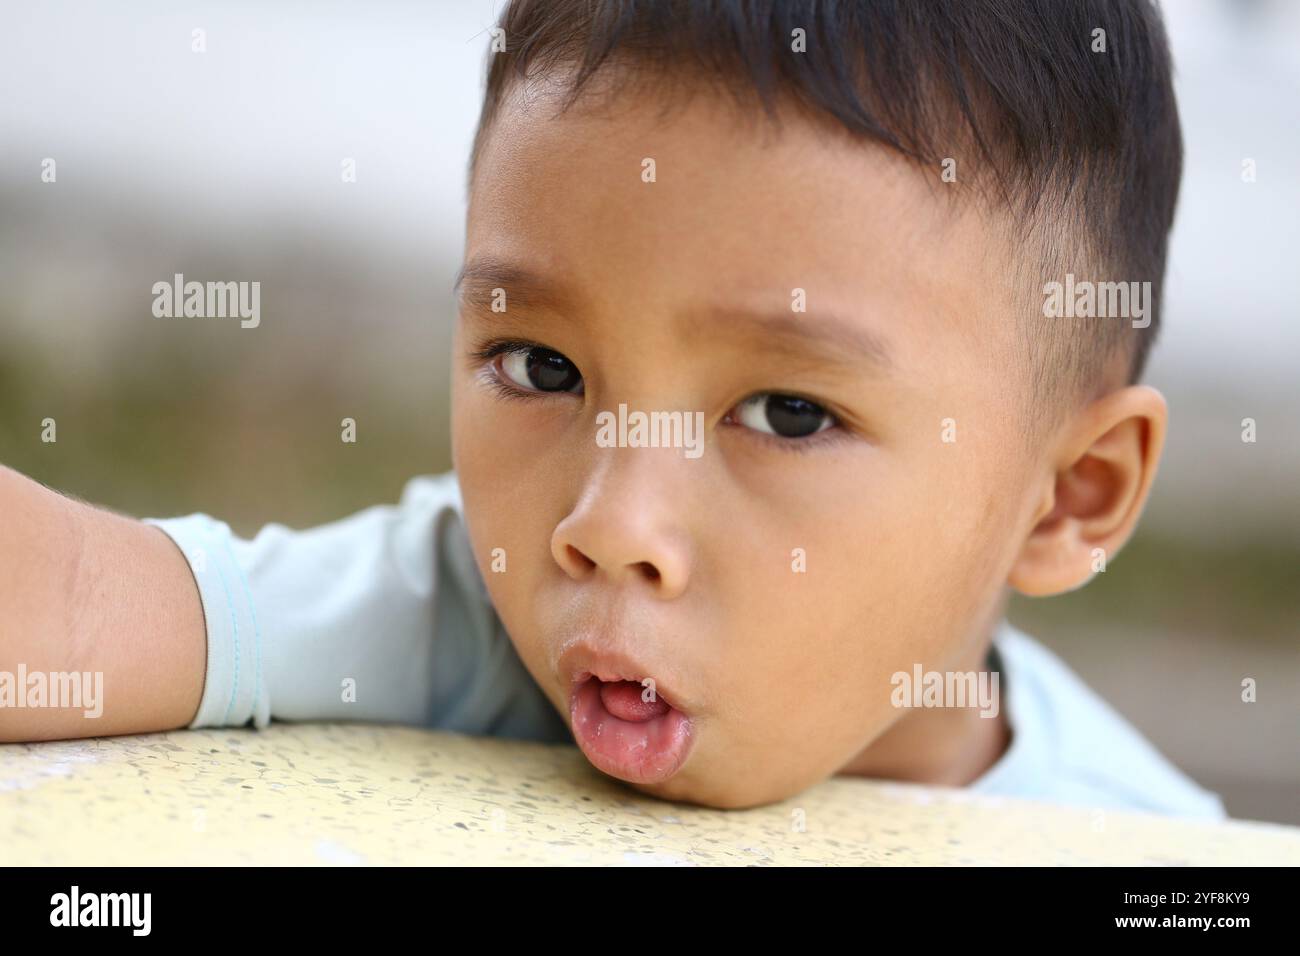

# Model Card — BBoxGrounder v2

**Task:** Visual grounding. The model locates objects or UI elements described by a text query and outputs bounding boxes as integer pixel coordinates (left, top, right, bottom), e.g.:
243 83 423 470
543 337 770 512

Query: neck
839 638 1011 787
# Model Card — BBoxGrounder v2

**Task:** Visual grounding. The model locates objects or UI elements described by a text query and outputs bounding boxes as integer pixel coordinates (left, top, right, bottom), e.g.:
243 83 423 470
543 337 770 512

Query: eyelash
467 336 852 452
468 338 571 403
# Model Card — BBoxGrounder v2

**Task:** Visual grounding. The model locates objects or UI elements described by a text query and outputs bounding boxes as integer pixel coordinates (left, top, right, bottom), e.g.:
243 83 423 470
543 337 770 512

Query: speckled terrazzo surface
1 723 1296 865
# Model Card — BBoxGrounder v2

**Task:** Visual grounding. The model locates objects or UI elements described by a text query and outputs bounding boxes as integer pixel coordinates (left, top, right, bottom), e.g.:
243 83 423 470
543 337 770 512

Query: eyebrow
453 257 575 313
454 256 894 371
691 305 895 372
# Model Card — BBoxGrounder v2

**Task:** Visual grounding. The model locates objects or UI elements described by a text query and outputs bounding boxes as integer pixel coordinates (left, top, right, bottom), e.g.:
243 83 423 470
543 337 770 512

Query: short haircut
468 0 1183 414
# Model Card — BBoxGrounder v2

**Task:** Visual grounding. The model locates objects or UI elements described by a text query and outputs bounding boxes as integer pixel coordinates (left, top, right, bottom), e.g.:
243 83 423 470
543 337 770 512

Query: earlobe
1008 385 1167 597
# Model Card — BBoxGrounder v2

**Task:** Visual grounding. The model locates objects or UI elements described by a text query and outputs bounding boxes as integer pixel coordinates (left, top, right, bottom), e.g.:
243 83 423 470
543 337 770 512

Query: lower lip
568 677 695 785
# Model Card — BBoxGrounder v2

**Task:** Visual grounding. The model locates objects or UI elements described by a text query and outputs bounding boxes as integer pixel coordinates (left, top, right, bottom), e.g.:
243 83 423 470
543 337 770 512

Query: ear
1008 385 1167 596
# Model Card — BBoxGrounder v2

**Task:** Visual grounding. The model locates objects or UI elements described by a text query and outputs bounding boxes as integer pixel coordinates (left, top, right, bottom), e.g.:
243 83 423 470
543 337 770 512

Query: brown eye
734 394 833 438
500 346 583 393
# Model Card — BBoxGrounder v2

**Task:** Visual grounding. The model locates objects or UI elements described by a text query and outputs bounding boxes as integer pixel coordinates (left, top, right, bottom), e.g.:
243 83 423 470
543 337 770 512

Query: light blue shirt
144 472 1226 820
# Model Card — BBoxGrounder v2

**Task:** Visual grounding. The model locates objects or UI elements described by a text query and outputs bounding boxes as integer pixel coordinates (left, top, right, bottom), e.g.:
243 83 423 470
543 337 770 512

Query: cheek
717 465 984 715
693 499 886 750
451 382 574 626
452 385 532 589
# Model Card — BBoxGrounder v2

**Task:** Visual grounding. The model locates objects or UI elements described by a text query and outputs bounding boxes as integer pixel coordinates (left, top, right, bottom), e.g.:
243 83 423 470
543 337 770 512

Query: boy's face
452 76 1043 808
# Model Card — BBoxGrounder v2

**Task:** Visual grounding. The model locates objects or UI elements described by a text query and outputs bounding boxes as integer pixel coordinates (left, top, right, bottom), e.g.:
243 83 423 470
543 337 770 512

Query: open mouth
568 675 695 785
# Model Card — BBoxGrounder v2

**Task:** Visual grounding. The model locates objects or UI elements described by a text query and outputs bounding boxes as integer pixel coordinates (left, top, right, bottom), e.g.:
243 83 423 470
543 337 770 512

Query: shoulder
974 624 1227 821
394 470 464 510
405 471 572 744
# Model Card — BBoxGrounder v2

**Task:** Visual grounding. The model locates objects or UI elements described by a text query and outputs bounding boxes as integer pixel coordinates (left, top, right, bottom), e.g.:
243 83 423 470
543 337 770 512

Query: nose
550 452 694 600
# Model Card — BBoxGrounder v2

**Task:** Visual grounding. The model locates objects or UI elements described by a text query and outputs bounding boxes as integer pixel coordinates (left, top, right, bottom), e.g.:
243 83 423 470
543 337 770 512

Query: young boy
0 0 1225 818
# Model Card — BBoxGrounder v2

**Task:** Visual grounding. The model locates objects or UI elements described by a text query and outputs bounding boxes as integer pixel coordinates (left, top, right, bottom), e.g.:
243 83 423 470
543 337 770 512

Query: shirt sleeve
141 472 568 740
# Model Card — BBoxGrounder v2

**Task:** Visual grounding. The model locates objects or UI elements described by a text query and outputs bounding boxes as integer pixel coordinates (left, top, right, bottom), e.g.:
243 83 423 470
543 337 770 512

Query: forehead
466 75 1013 371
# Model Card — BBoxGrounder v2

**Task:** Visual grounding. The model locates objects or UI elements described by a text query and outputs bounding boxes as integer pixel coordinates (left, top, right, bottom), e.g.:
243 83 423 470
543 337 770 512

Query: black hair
469 0 1182 404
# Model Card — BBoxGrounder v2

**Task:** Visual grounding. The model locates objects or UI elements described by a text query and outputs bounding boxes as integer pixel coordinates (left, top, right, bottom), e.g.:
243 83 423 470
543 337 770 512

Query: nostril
634 561 660 583
565 544 596 573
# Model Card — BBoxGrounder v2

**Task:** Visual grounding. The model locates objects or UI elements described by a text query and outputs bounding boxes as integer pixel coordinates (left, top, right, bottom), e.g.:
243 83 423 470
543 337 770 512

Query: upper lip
557 640 694 715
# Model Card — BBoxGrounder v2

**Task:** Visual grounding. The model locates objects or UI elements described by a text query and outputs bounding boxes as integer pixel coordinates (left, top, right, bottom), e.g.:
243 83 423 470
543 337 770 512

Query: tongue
599 679 671 721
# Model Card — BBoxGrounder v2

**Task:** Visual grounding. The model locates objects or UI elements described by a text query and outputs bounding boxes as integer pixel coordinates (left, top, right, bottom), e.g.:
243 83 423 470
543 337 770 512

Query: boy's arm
3 467 555 744
0 465 206 741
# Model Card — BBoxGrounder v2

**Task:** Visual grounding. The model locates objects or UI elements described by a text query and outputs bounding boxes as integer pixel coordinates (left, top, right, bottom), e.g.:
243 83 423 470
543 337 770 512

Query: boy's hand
0 465 206 741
